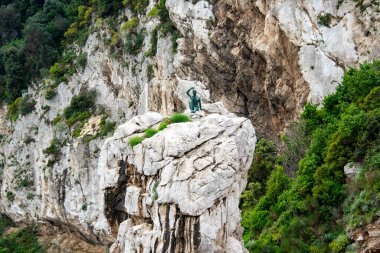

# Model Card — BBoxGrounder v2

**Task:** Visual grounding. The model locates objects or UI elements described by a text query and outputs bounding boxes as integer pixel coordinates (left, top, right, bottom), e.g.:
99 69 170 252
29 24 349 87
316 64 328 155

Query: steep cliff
0 0 379 252
168 0 380 137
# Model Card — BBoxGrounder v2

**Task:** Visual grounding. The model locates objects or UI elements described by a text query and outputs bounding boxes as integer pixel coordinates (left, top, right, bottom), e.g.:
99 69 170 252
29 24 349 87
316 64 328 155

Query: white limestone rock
99 103 256 253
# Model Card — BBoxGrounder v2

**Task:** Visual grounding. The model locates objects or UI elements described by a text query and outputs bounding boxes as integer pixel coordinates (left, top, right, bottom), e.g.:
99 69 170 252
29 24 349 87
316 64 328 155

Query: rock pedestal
97 105 256 252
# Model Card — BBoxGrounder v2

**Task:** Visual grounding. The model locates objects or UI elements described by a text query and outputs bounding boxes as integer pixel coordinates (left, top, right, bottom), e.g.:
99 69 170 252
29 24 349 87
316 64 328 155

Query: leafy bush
43 139 61 156
45 87 57 100
63 90 96 126
240 139 276 210
125 30 145 55
98 119 116 137
129 136 143 147
145 128 158 138
147 64 154 80
147 0 181 54
76 52 87 70
241 61 380 252
329 234 350 253
0 215 14 234
0 226 45 252
121 17 139 33
6 191 14 202
7 96 36 121
170 113 190 123
122 0 149 14
318 13 332 27
145 27 158 57
43 139 62 167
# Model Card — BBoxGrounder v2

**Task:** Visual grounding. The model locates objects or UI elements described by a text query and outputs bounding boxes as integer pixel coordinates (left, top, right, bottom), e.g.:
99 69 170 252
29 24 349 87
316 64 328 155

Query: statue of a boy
186 87 202 113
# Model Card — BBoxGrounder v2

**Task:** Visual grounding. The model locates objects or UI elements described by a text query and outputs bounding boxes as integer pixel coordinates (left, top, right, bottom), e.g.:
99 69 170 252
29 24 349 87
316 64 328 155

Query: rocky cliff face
2 103 257 251
168 0 380 137
0 0 379 251
100 106 256 252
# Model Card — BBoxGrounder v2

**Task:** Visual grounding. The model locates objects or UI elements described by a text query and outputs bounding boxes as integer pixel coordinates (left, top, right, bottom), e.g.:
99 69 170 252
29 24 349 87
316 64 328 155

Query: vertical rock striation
97 105 256 252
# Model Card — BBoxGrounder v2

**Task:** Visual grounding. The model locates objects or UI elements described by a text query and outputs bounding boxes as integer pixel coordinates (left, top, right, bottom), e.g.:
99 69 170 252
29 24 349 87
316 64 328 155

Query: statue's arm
186 87 194 97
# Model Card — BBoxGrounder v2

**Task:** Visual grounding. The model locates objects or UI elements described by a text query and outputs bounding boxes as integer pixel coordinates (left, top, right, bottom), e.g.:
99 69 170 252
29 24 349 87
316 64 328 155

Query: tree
0 3 21 46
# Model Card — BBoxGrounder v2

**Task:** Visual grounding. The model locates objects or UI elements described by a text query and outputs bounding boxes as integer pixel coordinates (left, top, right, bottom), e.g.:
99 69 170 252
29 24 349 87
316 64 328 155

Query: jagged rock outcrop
0 0 379 250
168 0 380 137
96 106 256 252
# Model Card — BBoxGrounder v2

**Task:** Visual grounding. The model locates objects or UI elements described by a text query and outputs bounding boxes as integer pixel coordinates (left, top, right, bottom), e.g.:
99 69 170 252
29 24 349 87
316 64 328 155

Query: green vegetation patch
241 61 380 252
145 128 158 138
63 90 96 127
318 13 332 27
129 136 143 147
0 215 14 234
0 226 46 252
170 113 190 123
7 95 36 121
146 0 182 56
121 17 139 33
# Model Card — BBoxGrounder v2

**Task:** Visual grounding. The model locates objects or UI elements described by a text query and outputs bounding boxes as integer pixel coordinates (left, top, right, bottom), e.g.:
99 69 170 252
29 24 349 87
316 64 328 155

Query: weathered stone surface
168 0 380 137
0 0 379 250
99 104 256 252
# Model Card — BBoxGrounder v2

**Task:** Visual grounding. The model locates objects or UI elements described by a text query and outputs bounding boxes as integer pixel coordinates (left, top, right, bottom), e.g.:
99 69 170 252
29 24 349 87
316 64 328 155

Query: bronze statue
187 87 202 113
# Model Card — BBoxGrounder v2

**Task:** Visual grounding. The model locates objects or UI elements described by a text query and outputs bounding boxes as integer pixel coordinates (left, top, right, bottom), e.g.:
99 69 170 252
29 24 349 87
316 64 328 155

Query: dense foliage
241 61 380 252
0 216 45 253
0 0 91 103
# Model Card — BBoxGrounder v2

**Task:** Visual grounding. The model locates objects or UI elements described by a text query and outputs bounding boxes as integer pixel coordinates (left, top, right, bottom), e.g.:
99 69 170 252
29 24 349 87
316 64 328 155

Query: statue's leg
189 102 194 113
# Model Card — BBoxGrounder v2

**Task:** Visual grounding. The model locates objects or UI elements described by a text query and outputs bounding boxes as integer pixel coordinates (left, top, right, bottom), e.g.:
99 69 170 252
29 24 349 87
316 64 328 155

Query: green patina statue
187 87 202 113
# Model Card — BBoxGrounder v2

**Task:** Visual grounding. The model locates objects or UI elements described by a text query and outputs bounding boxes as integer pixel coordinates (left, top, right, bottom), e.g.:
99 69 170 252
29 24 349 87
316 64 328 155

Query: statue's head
192 89 197 96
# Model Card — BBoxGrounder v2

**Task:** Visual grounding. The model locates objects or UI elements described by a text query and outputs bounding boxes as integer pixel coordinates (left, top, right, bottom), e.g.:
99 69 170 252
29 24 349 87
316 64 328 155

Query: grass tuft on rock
158 122 168 131
129 136 143 147
145 128 158 138
170 113 190 123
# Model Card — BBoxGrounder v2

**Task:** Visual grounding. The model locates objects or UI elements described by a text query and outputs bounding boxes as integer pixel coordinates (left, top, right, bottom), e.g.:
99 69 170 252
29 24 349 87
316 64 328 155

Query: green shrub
43 139 61 156
171 31 181 53
6 191 14 202
124 30 145 55
329 234 350 253
152 181 158 200
122 0 149 14
0 226 45 252
241 61 380 252
19 178 32 188
98 119 116 137
51 115 62 125
147 64 154 80
66 111 91 127
63 90 96 126
148 6 160 17
7 97 22 121
170 113 190 123
19 96 36 115
0 215 14 234
145 128 158 138
72 124 84 138
45 87 57 100
145 27 158 57
76 52 87 70
7 96 36 121
49 63 64 79
318 13 332 27
121 17 139 33
129 136 143 147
